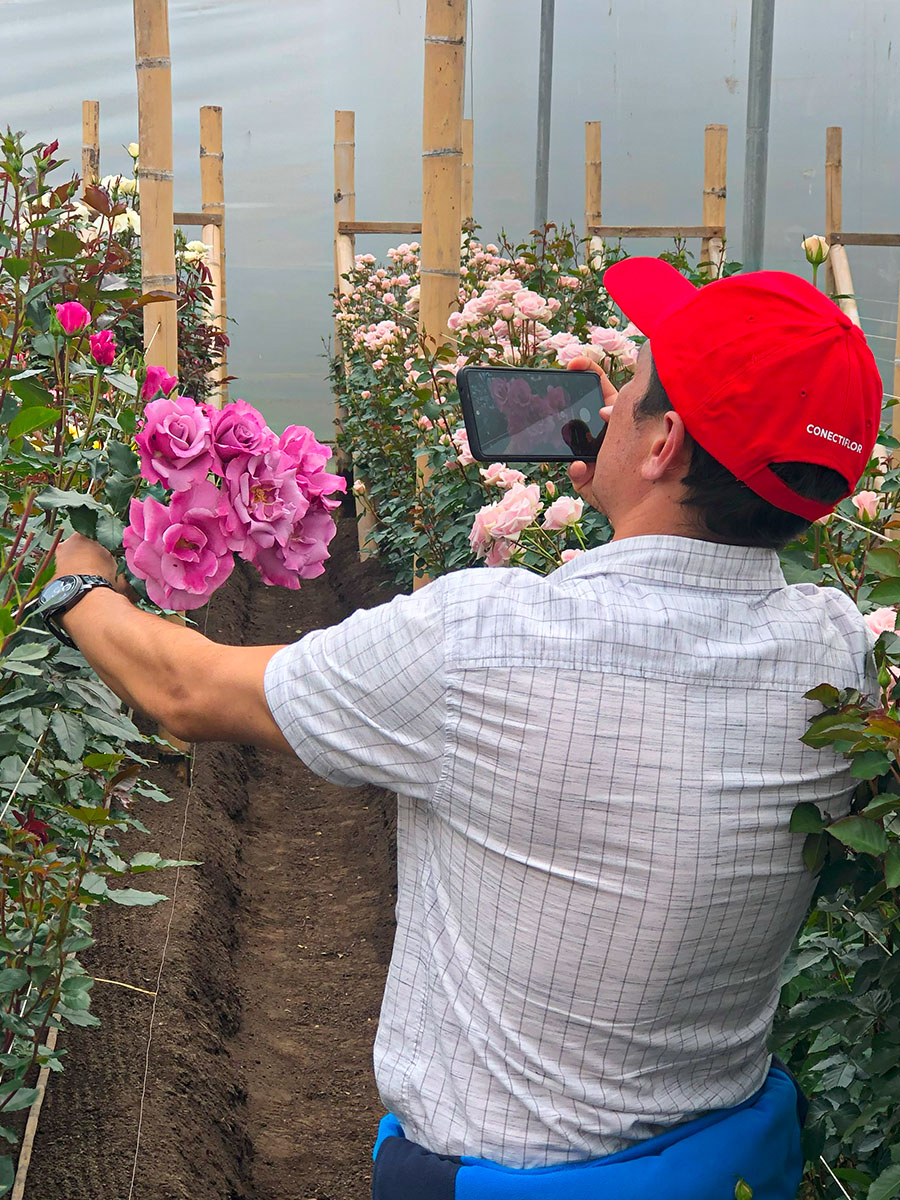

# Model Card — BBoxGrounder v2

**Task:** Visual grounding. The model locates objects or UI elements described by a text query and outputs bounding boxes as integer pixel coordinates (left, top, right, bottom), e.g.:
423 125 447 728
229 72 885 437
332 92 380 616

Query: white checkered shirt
264 535 876 1168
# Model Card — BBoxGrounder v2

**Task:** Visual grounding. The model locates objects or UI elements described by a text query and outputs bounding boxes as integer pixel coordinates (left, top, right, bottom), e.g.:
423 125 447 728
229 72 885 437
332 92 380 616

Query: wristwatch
36 574 116 649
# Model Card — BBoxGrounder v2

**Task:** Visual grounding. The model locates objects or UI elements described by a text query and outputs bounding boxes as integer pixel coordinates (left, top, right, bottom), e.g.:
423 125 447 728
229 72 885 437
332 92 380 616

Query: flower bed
333 229 900 1197
0 130 342 1192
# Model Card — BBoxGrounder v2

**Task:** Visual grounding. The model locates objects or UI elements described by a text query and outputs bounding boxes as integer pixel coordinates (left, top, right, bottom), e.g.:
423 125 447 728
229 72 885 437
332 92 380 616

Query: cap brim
602 257 698 336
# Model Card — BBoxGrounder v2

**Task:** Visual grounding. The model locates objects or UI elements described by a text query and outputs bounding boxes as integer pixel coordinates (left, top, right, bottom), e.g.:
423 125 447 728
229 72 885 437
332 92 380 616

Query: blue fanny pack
372 1060 806 1200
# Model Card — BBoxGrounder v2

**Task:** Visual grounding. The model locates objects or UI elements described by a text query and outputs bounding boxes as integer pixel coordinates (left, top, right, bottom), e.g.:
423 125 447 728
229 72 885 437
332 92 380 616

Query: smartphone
457 365 607 463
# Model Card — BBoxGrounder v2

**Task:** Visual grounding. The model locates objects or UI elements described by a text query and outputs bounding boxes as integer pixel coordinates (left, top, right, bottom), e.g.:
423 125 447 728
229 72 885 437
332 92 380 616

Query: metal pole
534 0 555 228
742 0 776 272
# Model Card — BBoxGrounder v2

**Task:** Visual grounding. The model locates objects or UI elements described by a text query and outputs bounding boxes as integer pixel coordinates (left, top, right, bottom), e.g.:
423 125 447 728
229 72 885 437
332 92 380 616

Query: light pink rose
589 326 628 356
124 481 233 610
556 341 600 367
485 539 516 567
864 607 898 637
481 483 542 541
55 302 91 335
480 462 526 489
542 495 584 531
135 394 217 491
851 491 880 520
219 447 310 554
141 364 179 401
211 399 276 466
560 548 585 564
453 427 475 466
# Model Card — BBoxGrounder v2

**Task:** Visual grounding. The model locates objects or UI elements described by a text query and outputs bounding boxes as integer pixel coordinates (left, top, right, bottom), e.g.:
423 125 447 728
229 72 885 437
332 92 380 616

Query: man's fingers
567 459 595 495
565 356 618 406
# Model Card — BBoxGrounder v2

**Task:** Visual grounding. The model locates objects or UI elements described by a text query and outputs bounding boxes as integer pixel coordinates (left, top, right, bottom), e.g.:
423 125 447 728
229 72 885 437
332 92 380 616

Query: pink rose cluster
124 392 346 610
470 483 542 567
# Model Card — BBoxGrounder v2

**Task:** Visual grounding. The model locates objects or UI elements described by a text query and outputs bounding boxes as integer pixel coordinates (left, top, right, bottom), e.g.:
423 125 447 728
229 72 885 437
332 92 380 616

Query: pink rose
211 399 275 465
480 462 526 489
452 427 475 467
489 484 541 538
589 326 628 356
219 447 310 554
124 481 233 610
851 491 880 521
864 607 898 637
561 548 585 564
542 495 584 531
136 394 217 491
485 539 516 567
55 302 91 336
89 329 116 366
141 364 179 401
279 425 331 476
250 504 337 587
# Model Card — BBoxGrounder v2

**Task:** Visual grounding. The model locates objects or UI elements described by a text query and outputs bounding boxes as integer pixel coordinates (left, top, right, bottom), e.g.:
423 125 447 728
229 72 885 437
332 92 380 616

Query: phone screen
457 366 606 462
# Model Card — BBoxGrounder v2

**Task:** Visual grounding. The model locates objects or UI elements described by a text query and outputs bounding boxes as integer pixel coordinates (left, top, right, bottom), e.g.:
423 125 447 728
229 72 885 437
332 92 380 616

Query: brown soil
26 515 404 1200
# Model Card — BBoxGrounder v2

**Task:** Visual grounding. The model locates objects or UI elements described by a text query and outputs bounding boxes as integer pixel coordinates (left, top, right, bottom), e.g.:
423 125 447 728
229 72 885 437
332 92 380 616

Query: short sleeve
263 575 447 796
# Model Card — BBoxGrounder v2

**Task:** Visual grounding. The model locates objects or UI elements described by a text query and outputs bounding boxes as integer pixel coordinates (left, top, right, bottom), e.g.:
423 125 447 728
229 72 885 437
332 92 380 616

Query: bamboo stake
828 245 860 327
10 1026 59 1200
416 0 467 590
462 117 474 226
81 101 100 195
200 104 227 407
133 0 178 377
584 121 601 235
333 110 355 478
134 0 186 755
825 126 842 296
701 123 728 279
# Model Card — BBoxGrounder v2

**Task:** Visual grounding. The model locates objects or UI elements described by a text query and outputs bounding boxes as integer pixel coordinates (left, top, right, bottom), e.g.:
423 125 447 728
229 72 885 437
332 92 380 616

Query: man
41 259 882 1199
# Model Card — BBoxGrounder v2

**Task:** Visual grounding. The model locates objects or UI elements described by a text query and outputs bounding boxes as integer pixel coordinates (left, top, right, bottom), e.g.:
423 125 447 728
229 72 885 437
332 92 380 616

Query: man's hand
53 533 118 584
565 356 617 508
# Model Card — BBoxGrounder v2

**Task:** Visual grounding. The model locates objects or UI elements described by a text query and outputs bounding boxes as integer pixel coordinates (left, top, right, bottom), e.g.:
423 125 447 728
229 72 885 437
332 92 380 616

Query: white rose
127 142 140 159
801 235 829 266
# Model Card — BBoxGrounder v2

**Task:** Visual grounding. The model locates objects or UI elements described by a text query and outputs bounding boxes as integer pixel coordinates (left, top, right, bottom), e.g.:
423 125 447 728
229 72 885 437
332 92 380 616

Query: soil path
26 517 402 1200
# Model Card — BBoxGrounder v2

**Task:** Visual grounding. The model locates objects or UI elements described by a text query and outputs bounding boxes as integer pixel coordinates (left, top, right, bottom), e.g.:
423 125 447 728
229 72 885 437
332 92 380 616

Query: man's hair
634 362 849 550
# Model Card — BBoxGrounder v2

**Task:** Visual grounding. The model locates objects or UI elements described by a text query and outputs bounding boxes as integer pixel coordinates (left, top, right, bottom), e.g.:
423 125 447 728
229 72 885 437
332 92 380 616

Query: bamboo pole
133 0 178 376
825 126 842 295
584 120 603 268
200 104 227 407
134 0 186 755
10 1027 59 1200
416 0 467 590
462 117 474 226
701 124 728 279
333 109 355 476
828 245 860 327
81 101 99 195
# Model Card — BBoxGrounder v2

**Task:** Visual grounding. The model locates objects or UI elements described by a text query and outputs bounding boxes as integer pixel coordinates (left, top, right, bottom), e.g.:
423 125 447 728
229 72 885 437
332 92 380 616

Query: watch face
39 576 79 612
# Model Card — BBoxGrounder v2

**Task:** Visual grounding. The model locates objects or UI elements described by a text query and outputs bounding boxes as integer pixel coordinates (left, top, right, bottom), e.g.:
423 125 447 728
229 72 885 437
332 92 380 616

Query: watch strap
42 574 116 649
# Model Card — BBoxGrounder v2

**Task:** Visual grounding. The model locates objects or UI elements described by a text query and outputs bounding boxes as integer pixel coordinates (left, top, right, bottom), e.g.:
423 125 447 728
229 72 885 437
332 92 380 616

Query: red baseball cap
602 257 883 520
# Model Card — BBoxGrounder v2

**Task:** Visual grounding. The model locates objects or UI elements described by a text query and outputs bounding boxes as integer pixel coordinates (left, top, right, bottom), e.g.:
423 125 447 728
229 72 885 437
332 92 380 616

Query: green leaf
7 405 58 440
0 1155 12 1197
95 511 125 551
83 753 123 769
803 832 828 874
790 802 823 833
850 750 895 780
37 486 106 513
104 371 138 397
65 807 117 827
885 844 900 888
50 710 86 761
868 578 900 605
107 440 139 476
47 228 83 259
0 970 28 996
0 1087 38 1113
828 815 889 856
106 887 167 907
2 258 29 282
868 1163 900 1200
9 377 54 408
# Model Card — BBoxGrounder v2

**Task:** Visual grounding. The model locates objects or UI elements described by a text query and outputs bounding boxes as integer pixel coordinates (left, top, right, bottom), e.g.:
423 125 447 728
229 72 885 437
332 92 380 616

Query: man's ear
642 411 691 484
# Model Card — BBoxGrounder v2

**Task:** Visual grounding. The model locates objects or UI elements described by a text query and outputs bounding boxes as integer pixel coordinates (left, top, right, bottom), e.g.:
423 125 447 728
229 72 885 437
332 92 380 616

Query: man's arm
52 534 293 753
